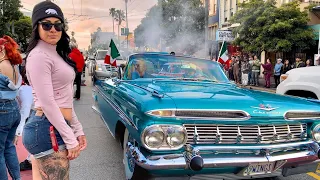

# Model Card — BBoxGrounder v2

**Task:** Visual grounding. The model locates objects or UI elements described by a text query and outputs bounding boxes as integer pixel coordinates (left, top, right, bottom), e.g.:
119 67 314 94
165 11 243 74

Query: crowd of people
221 55 315 88
0 1 86 180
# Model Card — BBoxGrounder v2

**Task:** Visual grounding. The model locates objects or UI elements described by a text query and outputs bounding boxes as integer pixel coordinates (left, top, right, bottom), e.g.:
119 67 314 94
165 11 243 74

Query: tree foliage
134 0 205 54
0 0 23 36
231 0 315 53
14 16 32 52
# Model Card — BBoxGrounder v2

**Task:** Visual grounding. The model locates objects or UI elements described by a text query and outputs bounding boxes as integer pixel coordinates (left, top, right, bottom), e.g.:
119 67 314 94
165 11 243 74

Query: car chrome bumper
128 140 320 176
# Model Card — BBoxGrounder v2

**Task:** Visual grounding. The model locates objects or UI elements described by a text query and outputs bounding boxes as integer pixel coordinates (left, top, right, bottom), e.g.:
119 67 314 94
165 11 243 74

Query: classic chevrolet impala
92 53 320 180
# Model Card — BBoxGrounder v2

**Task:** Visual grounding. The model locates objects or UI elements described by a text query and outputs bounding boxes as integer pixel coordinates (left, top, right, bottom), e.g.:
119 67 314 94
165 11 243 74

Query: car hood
128 80 320 118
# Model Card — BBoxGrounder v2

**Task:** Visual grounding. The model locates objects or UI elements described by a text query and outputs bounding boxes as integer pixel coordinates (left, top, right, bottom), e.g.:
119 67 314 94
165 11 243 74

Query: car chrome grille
184 124 307 144
104 64 118 71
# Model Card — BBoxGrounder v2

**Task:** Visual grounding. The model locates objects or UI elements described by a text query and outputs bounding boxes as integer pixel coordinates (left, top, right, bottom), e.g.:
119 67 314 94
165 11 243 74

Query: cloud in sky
20 0 157 49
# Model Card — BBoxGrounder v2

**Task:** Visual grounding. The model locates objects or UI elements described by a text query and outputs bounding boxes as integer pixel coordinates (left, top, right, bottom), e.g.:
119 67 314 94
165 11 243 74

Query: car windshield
96 51 108 60
123 54 229 83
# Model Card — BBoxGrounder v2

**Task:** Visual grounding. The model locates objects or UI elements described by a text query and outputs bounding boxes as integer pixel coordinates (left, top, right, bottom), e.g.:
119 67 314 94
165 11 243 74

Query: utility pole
125 0 129 50
205 0 209 58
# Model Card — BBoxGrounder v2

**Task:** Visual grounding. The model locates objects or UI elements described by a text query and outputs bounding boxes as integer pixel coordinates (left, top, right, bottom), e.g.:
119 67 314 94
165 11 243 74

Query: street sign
216 30 235 42
121 28 129 36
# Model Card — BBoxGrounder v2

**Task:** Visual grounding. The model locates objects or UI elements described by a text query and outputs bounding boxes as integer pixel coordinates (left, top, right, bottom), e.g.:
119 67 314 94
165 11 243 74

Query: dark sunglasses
39 21 64 32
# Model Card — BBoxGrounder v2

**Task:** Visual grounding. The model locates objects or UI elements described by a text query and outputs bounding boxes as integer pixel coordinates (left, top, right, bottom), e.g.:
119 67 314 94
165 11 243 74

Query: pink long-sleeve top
26 40 84 149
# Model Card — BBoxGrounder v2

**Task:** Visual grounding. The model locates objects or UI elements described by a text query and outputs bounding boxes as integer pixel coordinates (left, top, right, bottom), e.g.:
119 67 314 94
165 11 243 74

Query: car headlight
96 64 102 71
166 126 186 147
142 125 187 150
143 126 165 148
312 124 320 142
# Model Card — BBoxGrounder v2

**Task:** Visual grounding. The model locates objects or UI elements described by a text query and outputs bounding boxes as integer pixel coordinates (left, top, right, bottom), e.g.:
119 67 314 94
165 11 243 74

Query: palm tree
115 9 125 47
109 8 116 35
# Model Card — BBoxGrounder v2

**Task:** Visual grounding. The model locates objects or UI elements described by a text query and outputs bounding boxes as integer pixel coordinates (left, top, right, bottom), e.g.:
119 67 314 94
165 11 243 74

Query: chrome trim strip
128 141 319 171
192 140 316 151
91 105 101 115
95 85 138 130
284 110 320 120
146 109 251 120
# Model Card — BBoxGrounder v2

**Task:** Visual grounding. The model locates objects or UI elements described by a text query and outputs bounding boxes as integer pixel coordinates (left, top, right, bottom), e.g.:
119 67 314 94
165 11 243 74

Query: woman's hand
13 135 19 145
67 145 80 160
77 135 87 151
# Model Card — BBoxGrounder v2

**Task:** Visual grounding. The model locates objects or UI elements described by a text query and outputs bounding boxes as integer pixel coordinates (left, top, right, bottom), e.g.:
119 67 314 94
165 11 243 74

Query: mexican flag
104 39 120 67
218 41 228 64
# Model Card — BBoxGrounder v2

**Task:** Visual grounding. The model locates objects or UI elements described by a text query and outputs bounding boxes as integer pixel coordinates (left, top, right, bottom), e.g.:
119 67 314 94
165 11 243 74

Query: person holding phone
22 1 87 179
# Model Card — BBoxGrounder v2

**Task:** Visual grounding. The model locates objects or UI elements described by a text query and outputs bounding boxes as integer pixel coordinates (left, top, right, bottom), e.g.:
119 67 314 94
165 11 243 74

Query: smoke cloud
135 0 208 58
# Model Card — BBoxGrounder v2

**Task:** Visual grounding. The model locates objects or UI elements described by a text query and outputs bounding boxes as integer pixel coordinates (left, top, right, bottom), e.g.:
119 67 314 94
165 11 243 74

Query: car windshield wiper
153 77 218 82
171 78 219 82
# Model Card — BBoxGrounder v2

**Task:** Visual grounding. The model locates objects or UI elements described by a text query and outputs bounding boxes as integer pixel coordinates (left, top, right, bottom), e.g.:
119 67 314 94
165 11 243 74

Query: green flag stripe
109 39 120 59
219 42 227 57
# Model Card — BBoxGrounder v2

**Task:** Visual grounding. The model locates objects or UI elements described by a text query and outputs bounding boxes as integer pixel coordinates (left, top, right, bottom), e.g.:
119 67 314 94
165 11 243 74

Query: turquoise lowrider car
92 53 320 180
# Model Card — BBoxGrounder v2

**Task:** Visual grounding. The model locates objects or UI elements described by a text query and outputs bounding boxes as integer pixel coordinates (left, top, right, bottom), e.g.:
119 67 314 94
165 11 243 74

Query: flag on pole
105 39 120 67
218 41 228 64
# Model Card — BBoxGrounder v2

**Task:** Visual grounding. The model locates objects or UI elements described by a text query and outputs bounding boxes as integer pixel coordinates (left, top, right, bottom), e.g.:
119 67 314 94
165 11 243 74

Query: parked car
87 50 127 83
92 53 320 180
276 66 320 99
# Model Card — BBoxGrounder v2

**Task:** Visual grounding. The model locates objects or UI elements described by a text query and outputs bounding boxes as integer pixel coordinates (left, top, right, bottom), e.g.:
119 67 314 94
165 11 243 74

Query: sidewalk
234 77 277 93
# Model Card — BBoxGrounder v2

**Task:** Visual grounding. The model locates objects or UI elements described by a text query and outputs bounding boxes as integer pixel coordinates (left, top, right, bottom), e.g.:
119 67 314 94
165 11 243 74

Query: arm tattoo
36 151 70 180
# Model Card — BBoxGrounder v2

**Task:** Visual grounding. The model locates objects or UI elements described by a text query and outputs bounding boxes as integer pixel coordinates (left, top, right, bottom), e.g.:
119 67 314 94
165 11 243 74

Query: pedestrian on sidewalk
23 1 87 180
15 68 33 171
69 42 85 100
233 57 240 84
306 59 313 67
251 55 261 86
293 57 305 68
0 35 23 180
281 59 292 74
248 56 254 85
228 56 235 81
262 58 273 88
241 58 250 86
273 58 283 88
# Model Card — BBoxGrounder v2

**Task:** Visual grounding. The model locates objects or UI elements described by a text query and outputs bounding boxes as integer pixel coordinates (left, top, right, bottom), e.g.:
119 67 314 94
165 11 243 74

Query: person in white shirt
14 68 34 171
15 84 33 137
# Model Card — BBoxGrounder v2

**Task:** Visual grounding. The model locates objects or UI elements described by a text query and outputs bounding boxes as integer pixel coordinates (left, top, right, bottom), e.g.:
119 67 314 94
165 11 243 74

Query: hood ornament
251 104 279 112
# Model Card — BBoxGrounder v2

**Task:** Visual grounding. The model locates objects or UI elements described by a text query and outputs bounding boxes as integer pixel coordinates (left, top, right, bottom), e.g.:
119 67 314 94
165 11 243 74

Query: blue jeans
248 71 252 85
22 110 66 159
0 100 21 180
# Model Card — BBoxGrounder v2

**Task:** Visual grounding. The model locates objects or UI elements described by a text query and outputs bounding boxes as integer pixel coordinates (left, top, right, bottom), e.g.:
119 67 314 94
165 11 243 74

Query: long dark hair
25 24 77 72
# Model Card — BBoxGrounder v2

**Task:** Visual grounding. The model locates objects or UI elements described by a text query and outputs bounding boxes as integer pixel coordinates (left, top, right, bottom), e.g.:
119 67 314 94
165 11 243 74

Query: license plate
243 162 275 176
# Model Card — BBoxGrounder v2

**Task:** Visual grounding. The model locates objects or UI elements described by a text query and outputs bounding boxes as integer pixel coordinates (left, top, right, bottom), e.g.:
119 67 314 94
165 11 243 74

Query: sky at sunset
20 0 157 49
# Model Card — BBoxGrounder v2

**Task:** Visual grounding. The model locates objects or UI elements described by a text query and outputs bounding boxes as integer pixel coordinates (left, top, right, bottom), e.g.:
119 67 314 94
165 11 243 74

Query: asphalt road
69 76 319 180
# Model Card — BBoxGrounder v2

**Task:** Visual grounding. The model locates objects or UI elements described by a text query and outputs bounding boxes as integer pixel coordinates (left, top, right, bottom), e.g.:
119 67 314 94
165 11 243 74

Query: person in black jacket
292 57 305 68
281 59 292 74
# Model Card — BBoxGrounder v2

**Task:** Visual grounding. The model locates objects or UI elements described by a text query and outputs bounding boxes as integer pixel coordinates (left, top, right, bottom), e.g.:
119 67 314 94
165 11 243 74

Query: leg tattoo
36 150 70 180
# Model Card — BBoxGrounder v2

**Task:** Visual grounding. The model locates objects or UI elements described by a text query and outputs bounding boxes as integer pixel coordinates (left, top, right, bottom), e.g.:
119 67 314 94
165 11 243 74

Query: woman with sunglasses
0 35 23 180
22 1 86 179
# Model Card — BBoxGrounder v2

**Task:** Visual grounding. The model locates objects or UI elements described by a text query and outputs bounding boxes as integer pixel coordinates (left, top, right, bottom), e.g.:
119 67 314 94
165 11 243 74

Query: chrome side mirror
111 78 121 85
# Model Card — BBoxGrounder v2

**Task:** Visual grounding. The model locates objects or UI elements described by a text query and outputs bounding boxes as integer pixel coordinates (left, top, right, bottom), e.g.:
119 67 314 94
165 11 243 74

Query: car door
94 79 120 136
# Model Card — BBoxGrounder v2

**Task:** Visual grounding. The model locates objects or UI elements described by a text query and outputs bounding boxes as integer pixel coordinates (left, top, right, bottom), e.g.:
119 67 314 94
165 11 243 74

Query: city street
15 76 320 180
